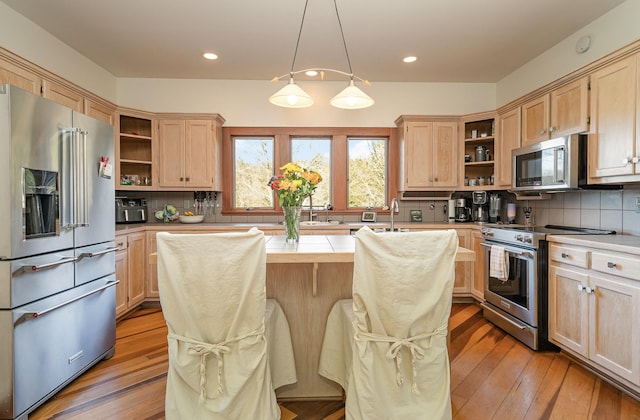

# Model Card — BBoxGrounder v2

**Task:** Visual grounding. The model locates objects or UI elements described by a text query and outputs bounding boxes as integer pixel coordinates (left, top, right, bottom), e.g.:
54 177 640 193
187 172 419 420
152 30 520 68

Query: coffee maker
472 191 489 223
454 198 471 222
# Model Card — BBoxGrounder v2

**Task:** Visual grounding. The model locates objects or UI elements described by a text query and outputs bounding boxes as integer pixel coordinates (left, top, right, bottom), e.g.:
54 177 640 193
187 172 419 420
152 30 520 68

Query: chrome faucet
389 198 399 232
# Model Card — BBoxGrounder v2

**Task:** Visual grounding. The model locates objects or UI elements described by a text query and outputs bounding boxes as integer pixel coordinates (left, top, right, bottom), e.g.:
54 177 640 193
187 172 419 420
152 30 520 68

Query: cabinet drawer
549 243 589 268
591 251 640 281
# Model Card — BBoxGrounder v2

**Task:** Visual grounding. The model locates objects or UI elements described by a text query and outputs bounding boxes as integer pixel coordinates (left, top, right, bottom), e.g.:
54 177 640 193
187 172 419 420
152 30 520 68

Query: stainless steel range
480 224 615 351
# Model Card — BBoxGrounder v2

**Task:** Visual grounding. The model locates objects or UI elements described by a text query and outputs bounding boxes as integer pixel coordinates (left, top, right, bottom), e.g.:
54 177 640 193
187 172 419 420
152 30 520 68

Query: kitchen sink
300 221 343 226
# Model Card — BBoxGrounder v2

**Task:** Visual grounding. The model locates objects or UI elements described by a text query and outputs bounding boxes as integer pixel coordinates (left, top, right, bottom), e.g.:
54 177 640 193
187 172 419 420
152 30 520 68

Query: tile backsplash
119 188 640 236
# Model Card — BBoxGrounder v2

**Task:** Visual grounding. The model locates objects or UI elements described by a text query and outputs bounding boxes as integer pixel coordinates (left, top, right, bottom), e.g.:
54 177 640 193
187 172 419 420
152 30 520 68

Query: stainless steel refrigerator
0 84 117 420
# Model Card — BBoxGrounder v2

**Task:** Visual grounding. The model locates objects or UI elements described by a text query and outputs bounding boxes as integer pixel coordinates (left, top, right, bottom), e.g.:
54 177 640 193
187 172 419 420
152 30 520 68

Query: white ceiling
1 0 625 83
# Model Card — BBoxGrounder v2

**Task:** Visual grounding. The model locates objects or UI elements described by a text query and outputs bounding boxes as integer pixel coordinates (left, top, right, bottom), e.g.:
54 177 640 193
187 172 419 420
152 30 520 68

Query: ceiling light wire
269 0 374 109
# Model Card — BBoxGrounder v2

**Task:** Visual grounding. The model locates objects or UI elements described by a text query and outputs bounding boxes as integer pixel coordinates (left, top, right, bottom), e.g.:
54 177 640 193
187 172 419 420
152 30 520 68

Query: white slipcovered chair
156 228 296 420
319 226 458 420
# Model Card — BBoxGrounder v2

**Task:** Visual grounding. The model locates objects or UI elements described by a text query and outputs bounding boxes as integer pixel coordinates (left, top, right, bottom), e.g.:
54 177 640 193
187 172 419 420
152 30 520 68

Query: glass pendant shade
269 78 314 108
330 80 374 109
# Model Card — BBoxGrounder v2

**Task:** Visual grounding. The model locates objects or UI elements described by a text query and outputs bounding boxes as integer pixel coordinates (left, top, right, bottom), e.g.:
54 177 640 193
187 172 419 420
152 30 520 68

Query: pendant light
269 0 374 109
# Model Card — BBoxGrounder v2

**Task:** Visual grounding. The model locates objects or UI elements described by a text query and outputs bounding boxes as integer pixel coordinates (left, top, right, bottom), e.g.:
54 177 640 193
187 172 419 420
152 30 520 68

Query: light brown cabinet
157 116 224 190
397 117 458 190
407 227 471 298
116 112 154 190
145 231 160 300
115 232 146 317
521 77 589 146
548 241 640 390
461 116 495 190
471 230 485 302
41 79 84 112
588 53 640 183
495 107 521 188
0 59 40 94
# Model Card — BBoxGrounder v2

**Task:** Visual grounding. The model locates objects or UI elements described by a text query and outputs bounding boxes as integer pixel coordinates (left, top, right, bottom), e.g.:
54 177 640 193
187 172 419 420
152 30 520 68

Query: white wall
496 0 640 107
116 79 495 127
1 1 639 124
0 2 117 102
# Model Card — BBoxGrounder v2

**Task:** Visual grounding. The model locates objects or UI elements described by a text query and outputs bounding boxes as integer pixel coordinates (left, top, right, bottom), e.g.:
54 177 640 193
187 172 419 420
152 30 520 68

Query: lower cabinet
549 241 640 390
115 232 146 317
408 227 472 298
471 230 485 302
145 231 160 300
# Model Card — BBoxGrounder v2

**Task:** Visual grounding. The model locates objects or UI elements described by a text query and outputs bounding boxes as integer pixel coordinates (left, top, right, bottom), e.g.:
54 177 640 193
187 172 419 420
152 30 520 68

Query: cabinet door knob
622 158 632 165
186 177 190 182
632 157 640 164
540 129 547 135
549 126 555 133
561 252 569 258
607 261 617 268
180 177 184 181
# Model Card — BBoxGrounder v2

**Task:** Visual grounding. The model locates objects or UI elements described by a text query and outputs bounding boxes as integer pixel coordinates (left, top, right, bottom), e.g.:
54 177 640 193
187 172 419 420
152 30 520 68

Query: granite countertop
547 234 640 255
116 220 495 233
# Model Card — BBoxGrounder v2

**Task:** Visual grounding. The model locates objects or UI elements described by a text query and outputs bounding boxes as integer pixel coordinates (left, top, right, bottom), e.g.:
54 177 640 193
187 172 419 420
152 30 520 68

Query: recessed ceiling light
403 56 417 63
203 52 218 60
305 70 318 77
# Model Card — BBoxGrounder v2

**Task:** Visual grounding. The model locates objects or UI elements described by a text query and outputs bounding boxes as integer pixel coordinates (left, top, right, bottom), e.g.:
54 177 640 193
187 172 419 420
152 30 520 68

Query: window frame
222 127 398 215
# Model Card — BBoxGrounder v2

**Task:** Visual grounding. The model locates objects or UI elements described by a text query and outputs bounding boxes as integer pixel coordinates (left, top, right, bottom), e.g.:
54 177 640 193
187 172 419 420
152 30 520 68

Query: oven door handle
14 280 119 326
20 256 77 272
480 242 534 259
78 246 118 259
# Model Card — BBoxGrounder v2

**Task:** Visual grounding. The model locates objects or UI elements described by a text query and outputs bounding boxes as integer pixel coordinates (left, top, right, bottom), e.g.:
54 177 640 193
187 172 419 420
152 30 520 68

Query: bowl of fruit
155 204 180 222
178 211 204 224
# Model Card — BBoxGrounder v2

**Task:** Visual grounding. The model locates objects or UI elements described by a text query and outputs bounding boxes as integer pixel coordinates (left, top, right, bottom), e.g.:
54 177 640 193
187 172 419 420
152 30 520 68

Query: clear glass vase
282 205 302 244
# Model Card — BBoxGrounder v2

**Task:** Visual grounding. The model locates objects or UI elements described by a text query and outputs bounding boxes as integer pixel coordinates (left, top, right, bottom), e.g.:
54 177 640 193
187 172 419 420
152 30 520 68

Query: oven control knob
524 236 533 244
516 234 523 241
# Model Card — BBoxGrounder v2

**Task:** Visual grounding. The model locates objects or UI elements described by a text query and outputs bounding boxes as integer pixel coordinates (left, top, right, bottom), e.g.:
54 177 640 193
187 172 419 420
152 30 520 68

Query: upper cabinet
521 77 589 146
0 58 40 94
588 53 640 184
495 107 521 188
397 117 458 191
1 52 116 125
461 115 496 190
116 112 154 190
157 115 224 190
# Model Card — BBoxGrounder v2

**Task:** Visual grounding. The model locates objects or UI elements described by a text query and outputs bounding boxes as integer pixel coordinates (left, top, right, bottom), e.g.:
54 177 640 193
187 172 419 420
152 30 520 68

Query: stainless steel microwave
512 135 580 192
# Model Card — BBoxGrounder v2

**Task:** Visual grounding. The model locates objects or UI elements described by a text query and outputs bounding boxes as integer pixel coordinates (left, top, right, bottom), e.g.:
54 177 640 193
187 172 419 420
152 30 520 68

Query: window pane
233 137 274 208
348 138 387 208
291 138 331 207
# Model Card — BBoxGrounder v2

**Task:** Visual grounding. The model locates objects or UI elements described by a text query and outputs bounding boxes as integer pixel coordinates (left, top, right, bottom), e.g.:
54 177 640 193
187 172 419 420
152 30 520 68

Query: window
233 137 274 208
223 127 396 214
291 138 331 207
348 138 387 208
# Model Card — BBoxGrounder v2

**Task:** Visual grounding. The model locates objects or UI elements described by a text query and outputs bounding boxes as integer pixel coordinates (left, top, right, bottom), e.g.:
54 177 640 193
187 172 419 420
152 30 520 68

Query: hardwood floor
30 303 640 419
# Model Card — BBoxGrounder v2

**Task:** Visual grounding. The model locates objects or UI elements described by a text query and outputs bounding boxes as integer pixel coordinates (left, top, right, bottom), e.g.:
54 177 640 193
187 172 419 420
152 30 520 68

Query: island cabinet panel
267 262 353 399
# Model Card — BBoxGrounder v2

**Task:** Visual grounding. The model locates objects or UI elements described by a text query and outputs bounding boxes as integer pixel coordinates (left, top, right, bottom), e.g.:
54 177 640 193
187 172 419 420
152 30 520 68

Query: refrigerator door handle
78 246 118 259
60 128 73 229
14 280 119 326
78 129 89 227
20 256 77 272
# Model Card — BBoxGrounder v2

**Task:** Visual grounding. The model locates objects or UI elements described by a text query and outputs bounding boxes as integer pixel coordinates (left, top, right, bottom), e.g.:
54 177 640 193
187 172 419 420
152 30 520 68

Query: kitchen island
149 234 474 399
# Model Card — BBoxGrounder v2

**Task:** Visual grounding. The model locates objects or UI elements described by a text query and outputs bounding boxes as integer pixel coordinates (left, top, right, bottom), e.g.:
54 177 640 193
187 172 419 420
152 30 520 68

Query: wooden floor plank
454 340 533 419
26 304 640 419
492 351 556 419
548 363 597 419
